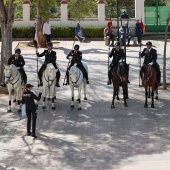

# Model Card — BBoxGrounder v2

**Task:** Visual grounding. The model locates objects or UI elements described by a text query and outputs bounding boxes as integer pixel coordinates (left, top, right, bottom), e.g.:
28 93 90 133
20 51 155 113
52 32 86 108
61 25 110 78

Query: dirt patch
15 41 60 50
0 87 8 95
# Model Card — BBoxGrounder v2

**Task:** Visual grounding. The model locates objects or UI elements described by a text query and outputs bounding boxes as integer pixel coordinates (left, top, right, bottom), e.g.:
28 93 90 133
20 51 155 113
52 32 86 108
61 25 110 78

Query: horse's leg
155 84 158 100
7 88 12 112
144 87 148 107
117 87 120 100
83 79 87 100
13 90 16 102
51 98 55 110
151 88 154 108
123 85 128 107
148 86 151 98
70 85 74 108
111 86 117 109
42 86 46 109
47 87 50 101
16 87 21 113
77 86 82 110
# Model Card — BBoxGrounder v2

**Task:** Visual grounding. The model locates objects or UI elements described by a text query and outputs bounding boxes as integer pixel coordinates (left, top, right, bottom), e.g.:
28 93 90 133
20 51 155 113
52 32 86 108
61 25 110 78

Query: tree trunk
36 3 46 48
163 17 170 90
0 0 13 83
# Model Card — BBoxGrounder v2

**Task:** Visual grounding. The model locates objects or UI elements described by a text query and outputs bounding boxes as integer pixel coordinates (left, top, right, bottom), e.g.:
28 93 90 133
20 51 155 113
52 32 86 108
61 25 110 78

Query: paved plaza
0 38 170 170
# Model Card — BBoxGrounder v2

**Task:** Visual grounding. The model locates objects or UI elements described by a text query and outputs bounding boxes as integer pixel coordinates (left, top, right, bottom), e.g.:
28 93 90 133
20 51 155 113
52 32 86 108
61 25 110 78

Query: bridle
142 65 153 84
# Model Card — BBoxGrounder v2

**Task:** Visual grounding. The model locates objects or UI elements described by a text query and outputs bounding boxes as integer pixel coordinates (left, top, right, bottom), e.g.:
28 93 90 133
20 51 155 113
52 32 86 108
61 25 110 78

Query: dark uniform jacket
109 48 124 67
67 50 82 65
8 55 25 68
22 90 42 112
141 48 157 64
37 50 56 65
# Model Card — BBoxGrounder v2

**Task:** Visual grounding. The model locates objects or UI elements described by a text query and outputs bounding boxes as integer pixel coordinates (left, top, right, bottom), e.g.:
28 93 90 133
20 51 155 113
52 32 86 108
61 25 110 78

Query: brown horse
141 64 158 108
111 62 128 109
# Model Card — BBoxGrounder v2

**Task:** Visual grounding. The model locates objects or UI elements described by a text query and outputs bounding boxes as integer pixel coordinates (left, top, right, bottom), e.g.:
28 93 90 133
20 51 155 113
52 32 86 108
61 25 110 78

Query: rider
140 41 161 85
108 41 130 85
36 42 60 87
66 44 89 85
0 48 27 87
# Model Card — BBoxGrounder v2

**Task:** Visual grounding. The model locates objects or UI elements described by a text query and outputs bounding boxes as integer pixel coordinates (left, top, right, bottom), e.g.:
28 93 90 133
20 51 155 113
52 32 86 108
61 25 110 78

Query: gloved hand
149 62 153 65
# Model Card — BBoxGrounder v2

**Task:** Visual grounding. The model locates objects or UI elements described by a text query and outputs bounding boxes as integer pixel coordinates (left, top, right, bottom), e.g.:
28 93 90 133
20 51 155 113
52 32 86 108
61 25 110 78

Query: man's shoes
0 82 6 87
55 83 60 87
39 82 43 86
31 134 37 138
27 132 32 136
158 83 162 86
86 80 90 84
127 80 130 83
127 43 130 46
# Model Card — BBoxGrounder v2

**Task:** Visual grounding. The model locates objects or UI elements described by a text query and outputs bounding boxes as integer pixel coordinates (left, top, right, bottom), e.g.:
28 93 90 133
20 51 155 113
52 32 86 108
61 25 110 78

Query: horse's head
45 64 58 86
141 64 152 86
3 64 17 84
117 62 129 82
69 64 78 85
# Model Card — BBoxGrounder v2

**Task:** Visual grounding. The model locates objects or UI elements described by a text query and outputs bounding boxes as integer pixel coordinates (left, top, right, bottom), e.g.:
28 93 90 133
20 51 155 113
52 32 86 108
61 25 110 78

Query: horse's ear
3 64 7 68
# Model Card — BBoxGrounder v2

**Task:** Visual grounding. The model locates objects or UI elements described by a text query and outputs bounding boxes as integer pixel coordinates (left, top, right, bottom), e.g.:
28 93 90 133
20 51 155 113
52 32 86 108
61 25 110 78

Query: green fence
145 6 170 32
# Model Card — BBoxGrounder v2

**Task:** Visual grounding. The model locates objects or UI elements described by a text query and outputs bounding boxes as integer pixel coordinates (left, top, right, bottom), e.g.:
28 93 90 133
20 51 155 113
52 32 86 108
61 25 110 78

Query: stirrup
86 80 90 84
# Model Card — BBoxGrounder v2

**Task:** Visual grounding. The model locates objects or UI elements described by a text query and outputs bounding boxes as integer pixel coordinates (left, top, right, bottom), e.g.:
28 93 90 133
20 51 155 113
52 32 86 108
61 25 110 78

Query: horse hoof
124 103 128 107
84 97 87 100
151 104 154 108
144 104 148 108
70 105 74 108
13 99 16 102
42 106 46 109
7 110 11 113
47 98 50 101
52 107 55 110
111 105 115 109
117 97 120 100
155 96 158 100
18 109 21 113
78 107 82 110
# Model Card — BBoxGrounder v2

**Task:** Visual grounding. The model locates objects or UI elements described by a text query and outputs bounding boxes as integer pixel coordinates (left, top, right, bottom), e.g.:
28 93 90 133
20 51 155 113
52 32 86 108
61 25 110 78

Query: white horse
69 62 88 110
42 63 58 110
3 64 23 113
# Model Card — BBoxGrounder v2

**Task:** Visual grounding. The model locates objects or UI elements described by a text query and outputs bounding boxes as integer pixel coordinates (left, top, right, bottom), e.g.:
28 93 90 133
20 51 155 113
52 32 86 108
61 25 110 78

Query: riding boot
107 71 112 85
85 73 90 84
56 72 60 87
66 71 69 85
39 77 43 86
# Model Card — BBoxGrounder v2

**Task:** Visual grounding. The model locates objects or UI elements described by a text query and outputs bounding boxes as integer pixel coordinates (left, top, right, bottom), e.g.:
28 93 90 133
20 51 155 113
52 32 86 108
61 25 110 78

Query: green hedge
0 26 105 39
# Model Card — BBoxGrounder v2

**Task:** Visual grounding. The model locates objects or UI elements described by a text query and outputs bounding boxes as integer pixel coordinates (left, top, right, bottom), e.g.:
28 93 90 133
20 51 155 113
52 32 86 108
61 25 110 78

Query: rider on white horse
36 42 60 87
66 44 89 85
0 48 27 87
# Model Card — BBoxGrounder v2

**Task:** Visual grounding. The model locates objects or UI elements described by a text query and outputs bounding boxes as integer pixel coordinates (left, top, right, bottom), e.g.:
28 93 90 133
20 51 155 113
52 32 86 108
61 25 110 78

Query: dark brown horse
141 64 158 108
111 62 128 108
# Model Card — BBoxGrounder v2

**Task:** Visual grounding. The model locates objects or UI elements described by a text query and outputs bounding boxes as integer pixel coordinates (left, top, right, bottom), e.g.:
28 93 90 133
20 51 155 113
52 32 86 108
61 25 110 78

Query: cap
26 84 34 88
74 44 80 50
47 42 53 47
15 48 21 54
115 41 121 46
146 41 152 46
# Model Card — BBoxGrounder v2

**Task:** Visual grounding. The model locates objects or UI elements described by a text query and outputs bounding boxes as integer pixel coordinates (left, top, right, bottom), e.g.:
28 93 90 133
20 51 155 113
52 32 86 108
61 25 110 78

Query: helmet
47 42 53 47
15 48 21 54
115 41 121 46
146 41 152 46
74 44 80 50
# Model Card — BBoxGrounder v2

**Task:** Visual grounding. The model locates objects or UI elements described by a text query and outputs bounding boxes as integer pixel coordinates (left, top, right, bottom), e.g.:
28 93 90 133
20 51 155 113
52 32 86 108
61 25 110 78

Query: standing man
140 41 161 85
36 42 60 87
22 84 42 138
66 44 89 85
0 48 27 87
43 19 51 44
134 19 142 45
119 22 131 46
104 24 114 46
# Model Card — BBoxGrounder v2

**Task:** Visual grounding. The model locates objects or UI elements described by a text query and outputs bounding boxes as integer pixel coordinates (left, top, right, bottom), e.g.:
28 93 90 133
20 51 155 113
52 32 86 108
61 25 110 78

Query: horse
69 63 88 110
3 64 23 113
111 62 128 108
141 64 158 108
42 63 58 110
